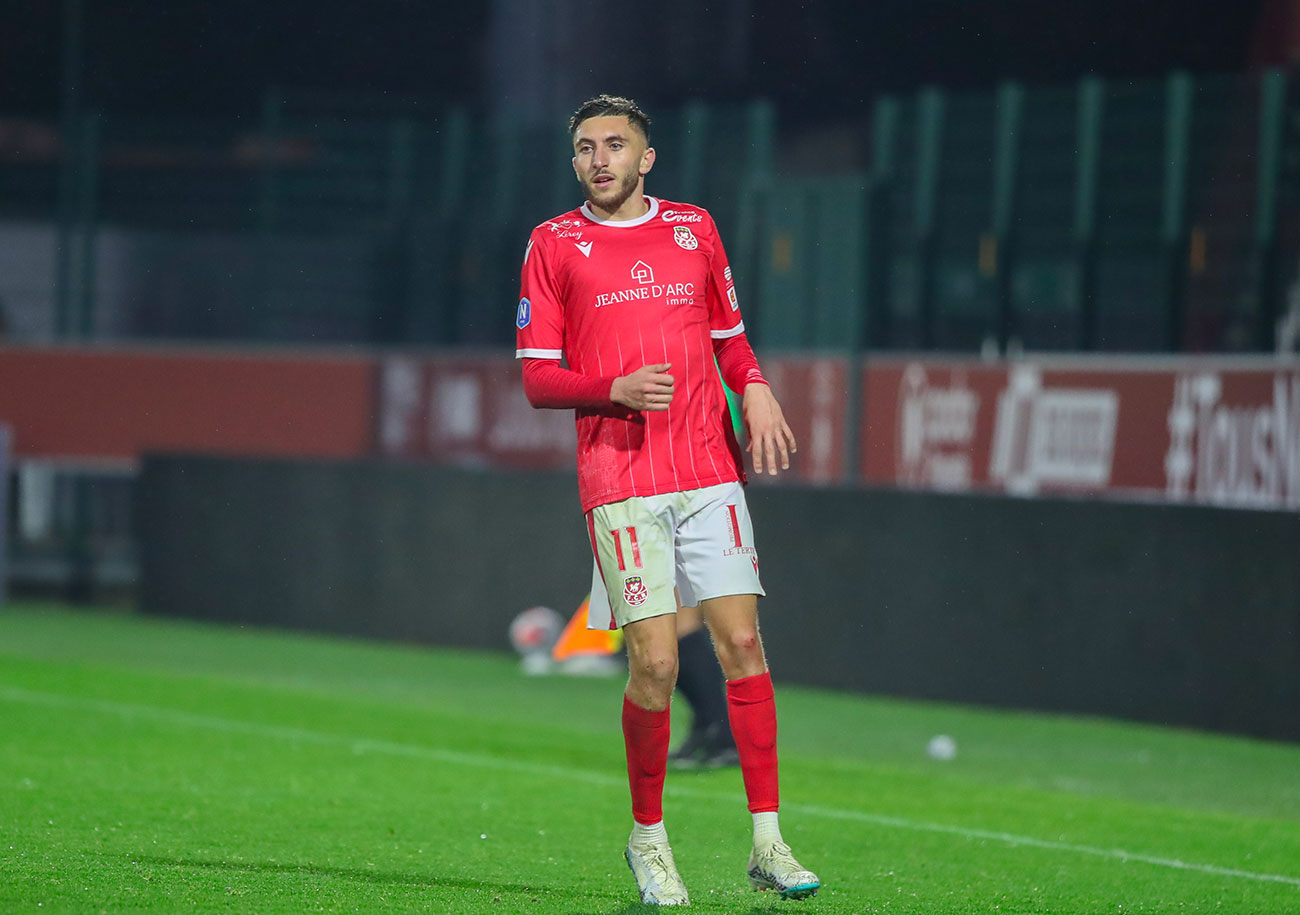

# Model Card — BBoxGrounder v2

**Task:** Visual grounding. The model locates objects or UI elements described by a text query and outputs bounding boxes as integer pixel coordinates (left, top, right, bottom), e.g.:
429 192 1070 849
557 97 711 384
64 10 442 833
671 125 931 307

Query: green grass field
2 602 1299 914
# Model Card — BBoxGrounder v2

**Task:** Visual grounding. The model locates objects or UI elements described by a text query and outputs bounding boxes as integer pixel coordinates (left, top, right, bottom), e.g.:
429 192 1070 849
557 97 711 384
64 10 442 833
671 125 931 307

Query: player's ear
572 155 580 180
640 146 655 176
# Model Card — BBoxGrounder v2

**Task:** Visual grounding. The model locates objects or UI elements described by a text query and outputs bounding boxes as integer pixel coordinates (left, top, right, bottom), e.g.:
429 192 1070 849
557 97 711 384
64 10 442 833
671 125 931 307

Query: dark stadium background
1 0 1298 740
0 1 1279 120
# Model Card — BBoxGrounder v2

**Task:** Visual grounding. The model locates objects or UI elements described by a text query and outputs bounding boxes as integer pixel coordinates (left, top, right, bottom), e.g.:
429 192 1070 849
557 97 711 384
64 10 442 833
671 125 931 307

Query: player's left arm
714 334 797 476
702 210 797 475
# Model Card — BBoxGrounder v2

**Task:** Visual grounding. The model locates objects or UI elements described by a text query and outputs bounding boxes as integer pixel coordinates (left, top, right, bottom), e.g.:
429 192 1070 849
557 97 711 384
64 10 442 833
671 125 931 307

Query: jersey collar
579 195 660 228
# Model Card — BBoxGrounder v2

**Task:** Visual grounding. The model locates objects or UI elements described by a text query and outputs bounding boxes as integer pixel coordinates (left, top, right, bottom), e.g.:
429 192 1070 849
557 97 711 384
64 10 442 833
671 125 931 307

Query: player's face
572 116 655 217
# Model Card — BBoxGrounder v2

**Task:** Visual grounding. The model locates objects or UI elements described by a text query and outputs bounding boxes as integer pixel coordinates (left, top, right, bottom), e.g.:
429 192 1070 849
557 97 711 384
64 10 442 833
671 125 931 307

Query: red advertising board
377 354 576 469
860 356 1300 511
749 355 850 486
376 352 854 485
0 344 376 462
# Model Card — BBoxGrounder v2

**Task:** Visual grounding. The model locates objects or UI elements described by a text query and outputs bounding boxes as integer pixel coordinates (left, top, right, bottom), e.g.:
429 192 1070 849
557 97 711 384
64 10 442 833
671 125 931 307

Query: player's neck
586 191 650 223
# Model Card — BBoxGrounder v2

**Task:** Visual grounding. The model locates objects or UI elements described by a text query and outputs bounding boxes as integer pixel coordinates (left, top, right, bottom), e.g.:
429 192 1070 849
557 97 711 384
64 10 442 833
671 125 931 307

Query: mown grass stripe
4 683 1297 890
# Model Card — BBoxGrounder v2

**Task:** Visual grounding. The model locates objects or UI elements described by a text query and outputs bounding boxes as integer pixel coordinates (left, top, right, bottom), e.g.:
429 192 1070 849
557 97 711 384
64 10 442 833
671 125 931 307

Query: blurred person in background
516 94 818 905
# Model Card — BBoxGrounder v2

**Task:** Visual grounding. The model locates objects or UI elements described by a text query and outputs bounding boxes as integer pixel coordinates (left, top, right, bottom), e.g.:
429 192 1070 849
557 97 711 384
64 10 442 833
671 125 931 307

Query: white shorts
585 481 765 630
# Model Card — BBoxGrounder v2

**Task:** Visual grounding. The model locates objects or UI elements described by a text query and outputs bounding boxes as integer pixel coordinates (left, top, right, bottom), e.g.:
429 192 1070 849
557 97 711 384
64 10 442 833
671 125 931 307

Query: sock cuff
622 694 670 727
726 670 774 705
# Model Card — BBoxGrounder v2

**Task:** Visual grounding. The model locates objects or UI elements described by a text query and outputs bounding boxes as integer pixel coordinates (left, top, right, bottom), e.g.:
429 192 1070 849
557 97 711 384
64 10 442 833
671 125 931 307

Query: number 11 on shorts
609 526 643 571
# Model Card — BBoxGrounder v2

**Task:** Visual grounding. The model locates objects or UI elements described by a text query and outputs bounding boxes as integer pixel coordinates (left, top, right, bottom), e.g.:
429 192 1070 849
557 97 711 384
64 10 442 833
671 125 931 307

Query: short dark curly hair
568 94 651 143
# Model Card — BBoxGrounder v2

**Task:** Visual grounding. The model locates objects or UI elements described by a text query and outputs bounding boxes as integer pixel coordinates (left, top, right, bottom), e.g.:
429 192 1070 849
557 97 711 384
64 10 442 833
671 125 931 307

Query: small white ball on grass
927 734 957 761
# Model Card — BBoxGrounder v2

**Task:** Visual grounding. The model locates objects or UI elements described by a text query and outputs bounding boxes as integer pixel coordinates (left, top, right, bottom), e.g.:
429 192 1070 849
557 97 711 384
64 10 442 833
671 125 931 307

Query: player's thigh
587 495 677 628
589 561 689 633
675 482 766 604
621 611 681 676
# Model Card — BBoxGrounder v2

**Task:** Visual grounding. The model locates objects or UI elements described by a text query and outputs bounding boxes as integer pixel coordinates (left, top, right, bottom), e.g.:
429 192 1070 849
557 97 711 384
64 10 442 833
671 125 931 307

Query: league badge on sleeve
516 297 531 329
673 226 699 250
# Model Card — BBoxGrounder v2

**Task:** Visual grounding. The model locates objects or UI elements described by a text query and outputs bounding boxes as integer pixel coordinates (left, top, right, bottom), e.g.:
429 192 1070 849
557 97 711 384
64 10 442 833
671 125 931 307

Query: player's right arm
516 226 674 412
521 358 674 412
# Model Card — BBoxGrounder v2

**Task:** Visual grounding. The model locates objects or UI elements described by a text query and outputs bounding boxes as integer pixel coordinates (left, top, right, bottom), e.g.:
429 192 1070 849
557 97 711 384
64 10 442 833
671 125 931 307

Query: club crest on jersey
623 576 650 607
516 297 531 329
673 226 699 250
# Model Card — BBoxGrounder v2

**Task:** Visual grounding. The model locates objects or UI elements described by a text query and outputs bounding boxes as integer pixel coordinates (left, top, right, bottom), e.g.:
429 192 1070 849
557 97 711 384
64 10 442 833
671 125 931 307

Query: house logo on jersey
594 260 696 308
673 226 699 250
574 240 593 258
623 576 650 607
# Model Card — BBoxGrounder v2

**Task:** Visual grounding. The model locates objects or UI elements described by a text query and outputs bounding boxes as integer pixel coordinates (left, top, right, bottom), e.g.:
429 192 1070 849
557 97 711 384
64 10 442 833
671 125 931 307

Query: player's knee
629 649 678 687
722 626 760 657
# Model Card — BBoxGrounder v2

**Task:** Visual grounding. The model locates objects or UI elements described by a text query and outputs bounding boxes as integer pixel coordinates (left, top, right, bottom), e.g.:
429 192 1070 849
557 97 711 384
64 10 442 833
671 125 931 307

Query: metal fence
746 70 1300 354
3 71 1298 354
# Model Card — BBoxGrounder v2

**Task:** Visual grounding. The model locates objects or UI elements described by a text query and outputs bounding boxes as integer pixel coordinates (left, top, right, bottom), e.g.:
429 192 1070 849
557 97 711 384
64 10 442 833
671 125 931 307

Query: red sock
622 695 670 825
727 671 779 813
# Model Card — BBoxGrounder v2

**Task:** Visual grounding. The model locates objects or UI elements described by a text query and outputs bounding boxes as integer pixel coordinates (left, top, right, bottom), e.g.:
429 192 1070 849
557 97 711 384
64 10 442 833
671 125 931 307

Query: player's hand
611 364 674 411
742 383 797 475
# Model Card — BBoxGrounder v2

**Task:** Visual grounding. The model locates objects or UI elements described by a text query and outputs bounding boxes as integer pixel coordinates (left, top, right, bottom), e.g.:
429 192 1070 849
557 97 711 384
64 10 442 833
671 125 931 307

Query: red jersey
516 196 752 513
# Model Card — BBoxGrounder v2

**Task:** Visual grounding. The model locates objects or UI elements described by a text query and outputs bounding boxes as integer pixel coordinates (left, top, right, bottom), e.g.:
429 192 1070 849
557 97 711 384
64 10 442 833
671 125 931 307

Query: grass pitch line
776 801 1300 889
5 684 1299 890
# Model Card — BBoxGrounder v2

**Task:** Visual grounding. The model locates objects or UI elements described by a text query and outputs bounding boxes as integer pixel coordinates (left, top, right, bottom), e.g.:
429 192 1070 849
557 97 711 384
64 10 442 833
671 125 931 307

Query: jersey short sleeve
516 229 565 359
704 212 745 342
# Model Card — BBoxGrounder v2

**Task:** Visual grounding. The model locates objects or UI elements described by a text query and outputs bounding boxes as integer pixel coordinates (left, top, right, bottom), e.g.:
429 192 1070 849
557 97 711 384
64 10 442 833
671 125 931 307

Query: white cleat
747 840 820 899
625 841 691 906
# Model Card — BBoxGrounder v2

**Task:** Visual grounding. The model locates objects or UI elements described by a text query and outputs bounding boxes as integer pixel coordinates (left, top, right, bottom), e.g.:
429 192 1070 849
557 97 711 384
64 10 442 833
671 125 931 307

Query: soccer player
516 94 819 905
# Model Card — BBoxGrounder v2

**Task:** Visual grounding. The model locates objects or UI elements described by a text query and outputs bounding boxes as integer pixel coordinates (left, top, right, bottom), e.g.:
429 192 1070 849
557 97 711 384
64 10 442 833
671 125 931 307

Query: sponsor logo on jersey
623 576 650 607
594 282 697 308
516 297 531 329
661 209 704 223
544 219 586 239
574 240 593 257
545 218 584 233
631 260 655 284
727 286 739 311
673 226 699 250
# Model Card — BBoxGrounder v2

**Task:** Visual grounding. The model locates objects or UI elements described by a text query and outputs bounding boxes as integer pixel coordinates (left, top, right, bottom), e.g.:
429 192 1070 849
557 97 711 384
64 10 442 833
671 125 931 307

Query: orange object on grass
552 595 624 661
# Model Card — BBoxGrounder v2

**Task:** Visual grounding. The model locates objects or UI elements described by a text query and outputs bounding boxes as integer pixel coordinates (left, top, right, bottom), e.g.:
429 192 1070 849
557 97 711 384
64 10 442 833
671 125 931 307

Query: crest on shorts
623 576 650 607
673 226 698 250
